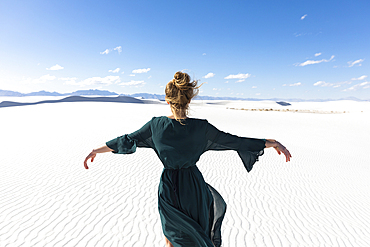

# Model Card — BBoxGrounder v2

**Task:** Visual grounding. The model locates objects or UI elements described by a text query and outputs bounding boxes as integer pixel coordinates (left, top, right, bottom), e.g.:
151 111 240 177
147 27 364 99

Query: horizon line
0 88 369 102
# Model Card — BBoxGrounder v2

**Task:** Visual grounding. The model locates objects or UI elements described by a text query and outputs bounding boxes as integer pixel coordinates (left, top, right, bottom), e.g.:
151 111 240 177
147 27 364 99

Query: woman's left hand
83 145 114 169
84 151 96 169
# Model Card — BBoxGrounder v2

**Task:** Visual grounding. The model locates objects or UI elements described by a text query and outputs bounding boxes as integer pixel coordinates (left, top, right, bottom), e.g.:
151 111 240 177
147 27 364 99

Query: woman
84 71 291 247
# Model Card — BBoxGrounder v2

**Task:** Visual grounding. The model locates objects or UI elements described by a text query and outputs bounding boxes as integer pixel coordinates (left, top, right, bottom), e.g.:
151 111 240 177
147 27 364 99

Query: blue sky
1 0 369 99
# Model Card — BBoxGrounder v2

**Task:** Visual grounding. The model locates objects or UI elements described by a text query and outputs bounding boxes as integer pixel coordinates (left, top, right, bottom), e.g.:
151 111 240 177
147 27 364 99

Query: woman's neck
168 110 187 120
167 114 187 120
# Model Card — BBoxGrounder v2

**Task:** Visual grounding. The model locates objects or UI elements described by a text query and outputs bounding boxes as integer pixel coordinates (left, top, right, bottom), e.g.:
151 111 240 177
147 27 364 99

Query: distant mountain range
0 89 368 102
0 89 118 97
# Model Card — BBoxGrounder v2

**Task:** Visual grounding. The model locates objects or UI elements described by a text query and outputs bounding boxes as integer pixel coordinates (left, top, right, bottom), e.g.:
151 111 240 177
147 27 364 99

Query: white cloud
297 55 334 66
29 74 56 84
224 73 251 80
301 14 307 20
343 81 370 91
252 86 257 88
314 53 322 57
213 88 218 91
348 59 364 67
203 72 215 79
46 64 64 70
119 80 145 86
202 53 206 56
75 76 120 86
236 79 245 83
100 46 122 55
313 81 334 87
114 46 122 54
313 79 356 88
132 68 151 73
256 93 261 96
351 75 367 81
100 49 110 55
283 82 302 87
129 74 135 76
109 68 120 73
59 77 78 85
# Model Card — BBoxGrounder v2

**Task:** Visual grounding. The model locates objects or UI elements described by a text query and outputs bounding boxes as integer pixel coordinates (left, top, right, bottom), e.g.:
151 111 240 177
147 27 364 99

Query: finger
285 151 291 162
278 146 289 162
284 150 289 161
91 156 95 162
284 153 289 162
286 149 292 158
84 156 90 169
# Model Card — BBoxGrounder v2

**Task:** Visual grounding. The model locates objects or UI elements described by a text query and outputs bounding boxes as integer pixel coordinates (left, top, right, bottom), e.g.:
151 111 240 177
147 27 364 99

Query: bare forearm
92 145 114 154
265 139 278 148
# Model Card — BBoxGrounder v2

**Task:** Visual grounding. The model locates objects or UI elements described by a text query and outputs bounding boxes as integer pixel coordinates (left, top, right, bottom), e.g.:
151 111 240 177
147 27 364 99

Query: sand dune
0 95 162 108
0 99 369 246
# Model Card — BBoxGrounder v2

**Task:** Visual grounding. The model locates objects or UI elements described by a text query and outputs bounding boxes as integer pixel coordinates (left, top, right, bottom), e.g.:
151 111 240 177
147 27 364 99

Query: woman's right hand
265 139 292 162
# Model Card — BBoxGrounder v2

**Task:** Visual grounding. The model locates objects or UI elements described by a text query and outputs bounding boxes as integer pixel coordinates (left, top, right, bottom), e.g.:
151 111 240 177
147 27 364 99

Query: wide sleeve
205 121 265 172
106 118 155 154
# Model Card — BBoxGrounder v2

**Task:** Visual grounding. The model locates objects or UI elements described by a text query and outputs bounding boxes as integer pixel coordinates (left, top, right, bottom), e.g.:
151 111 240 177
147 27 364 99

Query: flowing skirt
158 166 227 247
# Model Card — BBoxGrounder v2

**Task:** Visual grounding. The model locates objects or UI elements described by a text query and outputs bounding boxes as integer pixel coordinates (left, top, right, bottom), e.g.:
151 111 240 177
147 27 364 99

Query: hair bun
173 71 190 87
174 71 184 81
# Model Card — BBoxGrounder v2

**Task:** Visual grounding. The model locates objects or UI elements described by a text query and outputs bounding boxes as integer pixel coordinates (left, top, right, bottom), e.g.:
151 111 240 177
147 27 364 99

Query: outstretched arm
84 145 114 169
265 139 292 162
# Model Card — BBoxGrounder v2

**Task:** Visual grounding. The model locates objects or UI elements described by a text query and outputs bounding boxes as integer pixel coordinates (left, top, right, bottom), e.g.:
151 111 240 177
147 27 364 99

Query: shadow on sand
0 96 164 108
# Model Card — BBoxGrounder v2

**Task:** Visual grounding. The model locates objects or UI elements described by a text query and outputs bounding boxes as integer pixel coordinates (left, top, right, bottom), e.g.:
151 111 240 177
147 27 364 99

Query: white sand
0 99 369 246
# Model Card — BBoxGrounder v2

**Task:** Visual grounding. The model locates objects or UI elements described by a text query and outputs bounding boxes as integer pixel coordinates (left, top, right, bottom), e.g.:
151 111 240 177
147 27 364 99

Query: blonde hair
165 71 200 122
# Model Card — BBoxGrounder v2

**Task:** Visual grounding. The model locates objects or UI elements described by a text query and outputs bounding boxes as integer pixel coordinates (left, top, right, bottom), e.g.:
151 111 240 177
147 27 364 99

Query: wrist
266 139 278 148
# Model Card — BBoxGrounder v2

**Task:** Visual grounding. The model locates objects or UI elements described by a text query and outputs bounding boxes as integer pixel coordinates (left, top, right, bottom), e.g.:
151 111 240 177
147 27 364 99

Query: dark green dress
106 117 265 247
